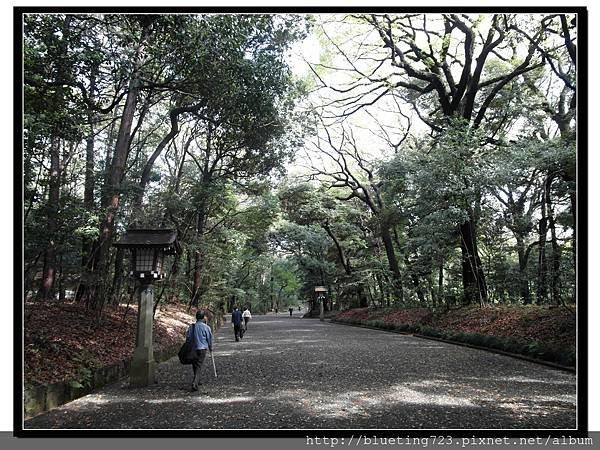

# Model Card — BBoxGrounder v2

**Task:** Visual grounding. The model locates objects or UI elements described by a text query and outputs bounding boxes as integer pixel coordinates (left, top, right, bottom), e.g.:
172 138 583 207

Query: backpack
178 323 197 365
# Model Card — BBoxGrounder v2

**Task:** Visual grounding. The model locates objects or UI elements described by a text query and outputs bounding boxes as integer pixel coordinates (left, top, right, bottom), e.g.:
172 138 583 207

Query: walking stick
210 350 217 378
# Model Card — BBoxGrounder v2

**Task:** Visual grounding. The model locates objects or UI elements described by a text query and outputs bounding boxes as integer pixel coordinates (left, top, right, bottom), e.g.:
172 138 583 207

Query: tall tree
313 13 550 303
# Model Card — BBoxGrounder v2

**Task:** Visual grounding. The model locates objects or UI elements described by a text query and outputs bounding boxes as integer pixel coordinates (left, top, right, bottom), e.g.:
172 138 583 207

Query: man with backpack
231 306 244 342
186 310 213 392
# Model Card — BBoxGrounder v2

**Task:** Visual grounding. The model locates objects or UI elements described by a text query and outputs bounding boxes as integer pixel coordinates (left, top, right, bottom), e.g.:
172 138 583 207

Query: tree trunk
322 222 366 307
549 215 562 306
545 177 562 306
39 137 61 301
85 73 141 310
191 197 208 306
459 217 487 305
374 273 385 308
437 260 444 308
537 196 549 304
77 105 118 302
58 254 66 302
516 236 531 305
357 283 368 308
569 190 576 267
270 274 274 311
110 246 125 305
82 68 97 268
404 255 426 303
191 250 202 307
380 225 403 302
168 252 181 303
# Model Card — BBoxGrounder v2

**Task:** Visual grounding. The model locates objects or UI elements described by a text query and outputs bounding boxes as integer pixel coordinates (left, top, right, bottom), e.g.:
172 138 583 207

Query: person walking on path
232 306 244 341
242 307 252 330
186 310 213 392
289 307 293 317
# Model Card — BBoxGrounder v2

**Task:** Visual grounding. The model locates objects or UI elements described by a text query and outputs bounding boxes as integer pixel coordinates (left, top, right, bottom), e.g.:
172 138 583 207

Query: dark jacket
232 309 243 325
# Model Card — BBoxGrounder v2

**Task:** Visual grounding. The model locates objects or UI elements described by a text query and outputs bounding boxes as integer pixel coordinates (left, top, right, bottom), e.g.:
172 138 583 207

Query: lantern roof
114 229 181 254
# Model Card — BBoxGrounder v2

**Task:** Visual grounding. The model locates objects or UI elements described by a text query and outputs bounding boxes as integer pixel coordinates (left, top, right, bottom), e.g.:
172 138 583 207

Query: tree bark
191 197 208 307
39 137 61 301
380 225 403 302
88 73 140 309
516 236 532 304
537 195 549 304
459 217 487 305
545 177 562 306
404 255 426 303
110 246 125 305
437 260 444 307
322 222 367 307
81 66 98 268
39 16 73 301
191 250 203 307
168 253 181 303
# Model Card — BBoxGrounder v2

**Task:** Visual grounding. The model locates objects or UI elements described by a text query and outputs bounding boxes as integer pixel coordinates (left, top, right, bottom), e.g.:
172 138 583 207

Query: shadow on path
24 315 576 429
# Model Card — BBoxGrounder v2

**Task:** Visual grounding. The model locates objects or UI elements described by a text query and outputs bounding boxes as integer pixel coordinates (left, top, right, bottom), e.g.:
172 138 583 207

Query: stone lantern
114 229 180 387
315 286 327 321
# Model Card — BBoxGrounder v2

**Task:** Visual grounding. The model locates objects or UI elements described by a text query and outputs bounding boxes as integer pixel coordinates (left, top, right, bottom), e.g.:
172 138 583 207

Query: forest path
24 312 576 429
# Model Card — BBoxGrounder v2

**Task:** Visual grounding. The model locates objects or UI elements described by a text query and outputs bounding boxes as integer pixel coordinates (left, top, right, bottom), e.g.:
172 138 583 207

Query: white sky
4 0 600 433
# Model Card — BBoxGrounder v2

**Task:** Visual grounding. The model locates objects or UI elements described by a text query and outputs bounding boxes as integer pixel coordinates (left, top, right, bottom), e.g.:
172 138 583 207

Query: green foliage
23 13 576 322
69 367 92 389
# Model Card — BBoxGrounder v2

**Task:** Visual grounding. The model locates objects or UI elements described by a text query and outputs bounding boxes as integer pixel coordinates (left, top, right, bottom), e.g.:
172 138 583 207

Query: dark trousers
191 349 207 389
244 317 249 329
234 323 243 341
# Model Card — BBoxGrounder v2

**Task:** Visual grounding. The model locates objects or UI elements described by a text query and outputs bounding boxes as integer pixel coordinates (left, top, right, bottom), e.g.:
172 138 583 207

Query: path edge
23 314 225 420
328 319 576 374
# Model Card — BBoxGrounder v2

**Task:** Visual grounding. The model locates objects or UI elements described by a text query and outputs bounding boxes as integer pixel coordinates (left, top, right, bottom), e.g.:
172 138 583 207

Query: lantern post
315 286 327 321
114 229 180 387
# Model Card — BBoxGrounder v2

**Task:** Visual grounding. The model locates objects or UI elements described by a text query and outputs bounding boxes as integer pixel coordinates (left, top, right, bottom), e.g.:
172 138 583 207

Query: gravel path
24 311 576 429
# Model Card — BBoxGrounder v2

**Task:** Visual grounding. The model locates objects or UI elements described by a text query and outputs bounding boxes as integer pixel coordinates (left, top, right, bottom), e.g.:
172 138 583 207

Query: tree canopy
23 12 577 318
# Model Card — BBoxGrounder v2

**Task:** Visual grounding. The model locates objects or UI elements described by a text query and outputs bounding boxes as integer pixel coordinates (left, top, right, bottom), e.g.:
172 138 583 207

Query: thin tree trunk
459 217 487 305
438 260 444 307
39 137 61 301
537 192 549 304
186 251 192 280
191 197 208 306
191 250 202 307
404 255 426 303
82 68 97 268
374 274 385 308
545 177 562 306
516 236 531 304
110 246 125 305
191 123 213 307
58 254 65 302
380 226 403 302
569 190 576 263
168 253 181 303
